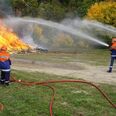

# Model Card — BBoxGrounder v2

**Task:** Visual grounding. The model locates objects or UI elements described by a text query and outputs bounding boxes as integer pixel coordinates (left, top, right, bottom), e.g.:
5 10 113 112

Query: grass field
12 49 110 66
0 70 116 116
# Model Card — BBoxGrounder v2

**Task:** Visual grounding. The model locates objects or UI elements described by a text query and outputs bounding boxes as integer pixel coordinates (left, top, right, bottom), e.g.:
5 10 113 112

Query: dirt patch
12 59 116 85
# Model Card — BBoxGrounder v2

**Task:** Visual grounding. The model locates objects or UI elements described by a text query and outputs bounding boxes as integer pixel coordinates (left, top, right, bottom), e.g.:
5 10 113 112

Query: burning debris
29 47 48 53
0 18 31 54
35 47 48 53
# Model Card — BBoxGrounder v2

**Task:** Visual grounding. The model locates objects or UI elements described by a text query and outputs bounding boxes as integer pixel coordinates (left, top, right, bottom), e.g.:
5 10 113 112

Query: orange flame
0 20 31 54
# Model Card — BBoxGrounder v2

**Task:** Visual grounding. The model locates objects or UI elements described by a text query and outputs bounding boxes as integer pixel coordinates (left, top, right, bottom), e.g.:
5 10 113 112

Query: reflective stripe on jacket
0 51 10 62
1 69 10 72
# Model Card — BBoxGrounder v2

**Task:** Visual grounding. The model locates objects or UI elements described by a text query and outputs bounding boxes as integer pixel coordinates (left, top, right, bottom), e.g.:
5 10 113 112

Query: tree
87 2 116 27
37 2 65 21
58 0 70 6
66 0 104 18
11 0 39 16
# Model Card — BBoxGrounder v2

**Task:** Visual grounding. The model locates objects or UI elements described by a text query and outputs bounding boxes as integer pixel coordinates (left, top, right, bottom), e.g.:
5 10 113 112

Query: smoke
4 17 116 52
61 17 116 38
0 0 12 15
19 24 38 47
0 1 116 52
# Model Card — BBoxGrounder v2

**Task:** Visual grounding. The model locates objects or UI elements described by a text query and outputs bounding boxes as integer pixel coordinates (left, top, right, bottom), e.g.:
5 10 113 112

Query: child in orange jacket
0 46 11 85
107 38 116 73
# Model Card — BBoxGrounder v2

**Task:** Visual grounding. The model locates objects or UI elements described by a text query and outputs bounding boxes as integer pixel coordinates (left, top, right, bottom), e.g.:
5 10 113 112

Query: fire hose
0 78 116 116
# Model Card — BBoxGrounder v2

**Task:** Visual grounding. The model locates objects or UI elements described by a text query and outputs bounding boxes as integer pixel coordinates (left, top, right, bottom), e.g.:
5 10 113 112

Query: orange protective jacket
110 42 116 57
111 43 116 50
0 51 10 62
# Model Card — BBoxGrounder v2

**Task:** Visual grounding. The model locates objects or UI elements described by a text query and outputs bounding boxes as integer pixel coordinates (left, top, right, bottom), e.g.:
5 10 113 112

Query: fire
0 20 31 54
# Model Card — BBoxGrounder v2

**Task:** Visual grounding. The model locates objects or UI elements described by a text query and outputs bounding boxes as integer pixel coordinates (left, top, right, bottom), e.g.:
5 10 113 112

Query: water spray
5 17 110 47
83 20 116 34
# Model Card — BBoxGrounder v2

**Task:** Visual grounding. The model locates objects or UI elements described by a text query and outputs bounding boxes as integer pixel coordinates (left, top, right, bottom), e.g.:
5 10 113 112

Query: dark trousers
108 57 116 71
1 71 10 82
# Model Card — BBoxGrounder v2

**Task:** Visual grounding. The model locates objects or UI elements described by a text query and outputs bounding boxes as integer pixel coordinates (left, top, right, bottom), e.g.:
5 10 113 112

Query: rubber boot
107 68 112 73
0 79 5 85
4 81 9 86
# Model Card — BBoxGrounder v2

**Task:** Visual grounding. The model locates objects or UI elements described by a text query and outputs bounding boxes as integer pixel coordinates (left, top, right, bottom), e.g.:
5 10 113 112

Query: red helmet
1 45 7 51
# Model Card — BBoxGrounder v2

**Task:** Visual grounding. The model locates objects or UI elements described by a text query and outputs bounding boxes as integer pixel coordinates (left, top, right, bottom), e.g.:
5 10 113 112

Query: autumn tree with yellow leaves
87 2 116 27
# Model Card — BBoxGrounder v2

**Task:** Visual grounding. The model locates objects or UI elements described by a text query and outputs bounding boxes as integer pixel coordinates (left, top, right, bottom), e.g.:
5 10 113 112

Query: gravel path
12 59 116 85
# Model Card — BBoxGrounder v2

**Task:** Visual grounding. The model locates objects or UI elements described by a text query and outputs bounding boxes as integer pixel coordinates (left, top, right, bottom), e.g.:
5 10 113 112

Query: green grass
0 70 116 116
12 49 110 66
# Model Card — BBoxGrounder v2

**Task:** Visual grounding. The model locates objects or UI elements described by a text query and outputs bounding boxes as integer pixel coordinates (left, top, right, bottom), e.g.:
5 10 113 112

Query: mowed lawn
0 70 116 116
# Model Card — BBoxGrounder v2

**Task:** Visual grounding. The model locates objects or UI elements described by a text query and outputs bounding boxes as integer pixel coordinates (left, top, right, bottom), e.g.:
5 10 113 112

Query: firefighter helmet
0 45 7 51
112 37 116 43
